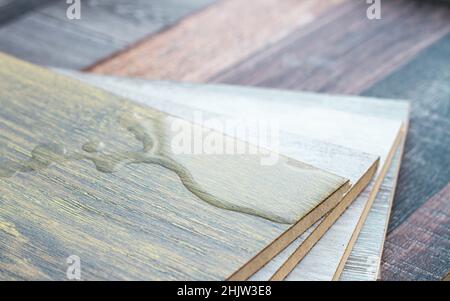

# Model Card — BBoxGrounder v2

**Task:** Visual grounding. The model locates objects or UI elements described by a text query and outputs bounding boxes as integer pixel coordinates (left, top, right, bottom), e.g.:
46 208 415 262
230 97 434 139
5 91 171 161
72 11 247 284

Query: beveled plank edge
227 179 352 281
334 124 408 280
373 126 408 281
269 157 380 281
270 118 406 281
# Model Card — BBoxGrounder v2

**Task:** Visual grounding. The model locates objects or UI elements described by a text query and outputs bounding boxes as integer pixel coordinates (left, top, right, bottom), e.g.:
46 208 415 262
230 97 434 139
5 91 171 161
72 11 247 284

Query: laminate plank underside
0 0 217 69
61 73 409 281
0 54 350 280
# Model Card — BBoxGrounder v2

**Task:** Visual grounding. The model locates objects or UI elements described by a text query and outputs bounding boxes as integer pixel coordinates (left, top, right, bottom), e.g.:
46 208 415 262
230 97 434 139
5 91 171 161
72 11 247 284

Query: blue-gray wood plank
0 0 217 69
0 0 56 25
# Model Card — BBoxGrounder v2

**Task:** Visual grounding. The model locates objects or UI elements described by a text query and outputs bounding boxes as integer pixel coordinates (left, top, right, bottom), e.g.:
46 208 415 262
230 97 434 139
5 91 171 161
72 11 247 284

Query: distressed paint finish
0 54 350 280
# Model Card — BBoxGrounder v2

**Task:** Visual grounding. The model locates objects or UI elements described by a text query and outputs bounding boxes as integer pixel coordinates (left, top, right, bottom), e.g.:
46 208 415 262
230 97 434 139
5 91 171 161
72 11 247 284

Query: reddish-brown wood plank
380 182 450 281
87 0 345 80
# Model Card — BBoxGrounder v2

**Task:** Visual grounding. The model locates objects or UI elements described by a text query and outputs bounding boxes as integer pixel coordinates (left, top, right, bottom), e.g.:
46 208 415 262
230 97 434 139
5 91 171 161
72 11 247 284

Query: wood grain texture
363 32 450 234
0 53 350 280
0 0 55 25
0 0 217 69
62 73 411 281
88 0 345 80
212 0 450 94
379 182 450 281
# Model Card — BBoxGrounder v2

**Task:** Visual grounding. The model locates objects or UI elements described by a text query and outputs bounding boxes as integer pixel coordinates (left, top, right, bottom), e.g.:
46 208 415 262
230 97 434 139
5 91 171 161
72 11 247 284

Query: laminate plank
211 0 450 94
0 0 217 69
363 32 450 232
379 182 450 281
61 73 409 280
0 53 350 280
88 0 346 80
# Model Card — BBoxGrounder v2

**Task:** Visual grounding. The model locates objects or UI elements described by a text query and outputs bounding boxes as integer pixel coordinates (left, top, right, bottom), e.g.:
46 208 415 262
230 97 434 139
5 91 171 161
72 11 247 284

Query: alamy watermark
367 0 381 20
170 111 280 166
66 255 81 280
66 0 81 20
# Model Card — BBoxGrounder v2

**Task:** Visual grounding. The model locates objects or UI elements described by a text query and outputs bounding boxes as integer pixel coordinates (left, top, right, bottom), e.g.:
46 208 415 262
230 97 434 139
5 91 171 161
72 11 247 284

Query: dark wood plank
380 182 450 281
211 0 450 94
363 33 450 232
0 0 217 69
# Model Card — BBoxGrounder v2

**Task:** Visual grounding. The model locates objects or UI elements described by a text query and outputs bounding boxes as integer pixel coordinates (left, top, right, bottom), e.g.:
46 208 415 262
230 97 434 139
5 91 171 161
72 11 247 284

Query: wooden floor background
0 0 449 280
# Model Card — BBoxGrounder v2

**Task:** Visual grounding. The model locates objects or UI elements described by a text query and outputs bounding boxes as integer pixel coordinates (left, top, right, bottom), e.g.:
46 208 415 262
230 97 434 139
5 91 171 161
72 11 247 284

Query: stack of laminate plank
0 52 409 280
